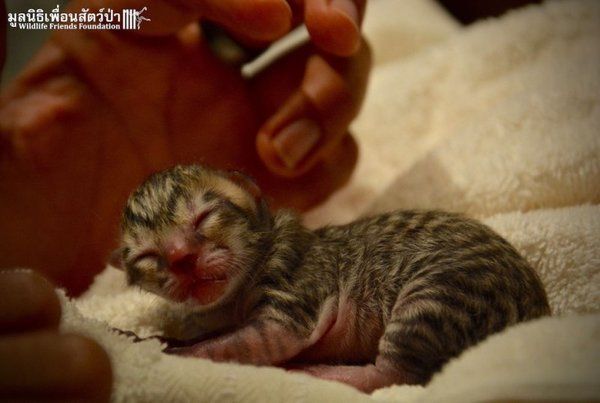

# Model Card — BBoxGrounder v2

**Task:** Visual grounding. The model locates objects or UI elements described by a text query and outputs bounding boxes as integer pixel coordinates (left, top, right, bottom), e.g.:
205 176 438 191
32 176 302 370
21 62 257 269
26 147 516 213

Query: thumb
256 41 370 177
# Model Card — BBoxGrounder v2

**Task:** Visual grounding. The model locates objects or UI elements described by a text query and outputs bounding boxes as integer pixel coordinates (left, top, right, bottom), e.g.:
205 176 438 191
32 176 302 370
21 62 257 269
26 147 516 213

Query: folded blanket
483 206 600 315
305 0 600 227
60 0 600 401
372 313 600 402
65 285 600 403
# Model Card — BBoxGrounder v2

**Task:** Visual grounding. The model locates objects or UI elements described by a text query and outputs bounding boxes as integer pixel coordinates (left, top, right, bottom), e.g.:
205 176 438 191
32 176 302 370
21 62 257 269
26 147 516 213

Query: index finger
300 0 367 56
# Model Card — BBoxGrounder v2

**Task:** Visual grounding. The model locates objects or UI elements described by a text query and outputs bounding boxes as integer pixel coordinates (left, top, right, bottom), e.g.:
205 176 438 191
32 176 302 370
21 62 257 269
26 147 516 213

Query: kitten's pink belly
294 298 383 363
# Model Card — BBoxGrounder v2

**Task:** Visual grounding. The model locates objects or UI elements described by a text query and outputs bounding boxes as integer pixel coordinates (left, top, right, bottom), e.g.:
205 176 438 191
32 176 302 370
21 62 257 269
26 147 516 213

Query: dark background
439 0 541 24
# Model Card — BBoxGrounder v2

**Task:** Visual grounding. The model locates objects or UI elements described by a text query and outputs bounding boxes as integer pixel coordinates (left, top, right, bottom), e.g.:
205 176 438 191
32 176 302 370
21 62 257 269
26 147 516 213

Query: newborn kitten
113 165 550 392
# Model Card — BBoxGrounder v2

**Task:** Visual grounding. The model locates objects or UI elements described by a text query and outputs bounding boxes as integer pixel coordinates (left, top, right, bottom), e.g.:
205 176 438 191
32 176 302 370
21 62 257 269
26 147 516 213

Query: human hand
0 269 112 401
0 0 370 293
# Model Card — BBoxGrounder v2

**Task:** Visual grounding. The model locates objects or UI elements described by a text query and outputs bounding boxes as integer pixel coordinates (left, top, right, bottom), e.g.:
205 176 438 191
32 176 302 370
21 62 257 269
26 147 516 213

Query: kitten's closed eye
193 210 213 231
134 251 161 266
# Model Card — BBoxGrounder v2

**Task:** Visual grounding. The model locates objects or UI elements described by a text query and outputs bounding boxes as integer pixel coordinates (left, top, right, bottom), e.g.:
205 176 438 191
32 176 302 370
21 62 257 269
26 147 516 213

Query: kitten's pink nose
170 252 198 273
166 243 197 272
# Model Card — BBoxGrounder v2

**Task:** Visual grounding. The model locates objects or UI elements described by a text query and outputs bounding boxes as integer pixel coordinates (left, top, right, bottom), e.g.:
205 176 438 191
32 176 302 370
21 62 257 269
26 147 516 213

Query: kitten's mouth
171 273 229 304
170 253 231 305
188 275 229 305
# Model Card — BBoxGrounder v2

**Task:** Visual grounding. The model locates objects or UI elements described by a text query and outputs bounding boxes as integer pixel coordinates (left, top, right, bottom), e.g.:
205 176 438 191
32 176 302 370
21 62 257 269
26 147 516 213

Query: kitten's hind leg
166 318 310 365
291 287 466 391
377 279 484 386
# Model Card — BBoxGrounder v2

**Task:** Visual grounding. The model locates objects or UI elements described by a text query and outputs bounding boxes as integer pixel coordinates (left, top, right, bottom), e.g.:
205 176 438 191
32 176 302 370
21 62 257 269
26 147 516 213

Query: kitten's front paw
163 345 209 358
163 345 185 355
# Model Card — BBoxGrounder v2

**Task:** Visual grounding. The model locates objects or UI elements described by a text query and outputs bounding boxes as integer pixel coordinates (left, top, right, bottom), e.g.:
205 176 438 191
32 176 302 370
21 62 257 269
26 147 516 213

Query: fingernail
329 0 359 26
272 119 321 169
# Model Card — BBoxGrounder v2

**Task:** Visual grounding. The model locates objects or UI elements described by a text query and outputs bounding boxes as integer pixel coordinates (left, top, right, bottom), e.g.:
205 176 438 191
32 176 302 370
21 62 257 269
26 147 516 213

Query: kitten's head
112 165 273 308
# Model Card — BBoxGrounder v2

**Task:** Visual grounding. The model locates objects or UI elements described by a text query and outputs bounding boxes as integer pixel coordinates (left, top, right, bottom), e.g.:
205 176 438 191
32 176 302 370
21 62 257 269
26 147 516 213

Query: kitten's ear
225 170 261 200
225 170 272 226
109 248 125 271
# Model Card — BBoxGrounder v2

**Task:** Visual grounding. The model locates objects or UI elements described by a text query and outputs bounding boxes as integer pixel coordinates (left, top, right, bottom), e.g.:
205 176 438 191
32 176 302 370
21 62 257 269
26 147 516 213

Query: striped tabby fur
118 165 550 389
